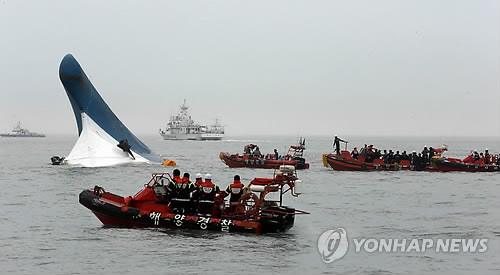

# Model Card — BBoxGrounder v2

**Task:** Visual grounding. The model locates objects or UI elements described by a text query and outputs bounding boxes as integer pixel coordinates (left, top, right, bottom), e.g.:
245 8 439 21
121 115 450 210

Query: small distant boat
159 100 224 141
0 122 45 137
220 138 309 170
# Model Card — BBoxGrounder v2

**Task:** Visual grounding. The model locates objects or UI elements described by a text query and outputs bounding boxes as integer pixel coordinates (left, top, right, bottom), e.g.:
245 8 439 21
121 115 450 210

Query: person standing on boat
254 146 262 158
333 135 346 155
174 173 195 214
422 146 429 165
194 173 203 187
225 175 246 214
484 149 490 164
198 174 220 216
274 149 279 160
168 169 183 213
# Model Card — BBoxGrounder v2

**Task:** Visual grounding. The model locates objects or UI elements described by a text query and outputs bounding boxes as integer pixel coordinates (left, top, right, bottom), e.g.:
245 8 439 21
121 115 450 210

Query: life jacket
172 176 182 184
199 180 217 203
227 180 244 203
176 177 193 200
176 177 190 190
195 179 203 187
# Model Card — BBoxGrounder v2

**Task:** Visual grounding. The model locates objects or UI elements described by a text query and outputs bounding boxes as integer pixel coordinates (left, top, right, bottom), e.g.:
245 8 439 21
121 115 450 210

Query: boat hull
434 159 500 172
322 153 440 172
0 134 45 137
220 152 309 170
160 133 224 141
79 189 295 234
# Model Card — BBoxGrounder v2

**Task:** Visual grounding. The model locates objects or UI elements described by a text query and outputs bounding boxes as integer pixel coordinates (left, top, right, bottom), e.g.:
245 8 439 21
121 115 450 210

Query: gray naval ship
0 122 45 137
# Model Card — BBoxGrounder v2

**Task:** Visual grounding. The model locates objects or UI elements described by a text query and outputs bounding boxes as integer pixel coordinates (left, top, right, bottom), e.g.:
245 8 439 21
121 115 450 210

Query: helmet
195 173 202 179
485 148 488 151
205 173 212 180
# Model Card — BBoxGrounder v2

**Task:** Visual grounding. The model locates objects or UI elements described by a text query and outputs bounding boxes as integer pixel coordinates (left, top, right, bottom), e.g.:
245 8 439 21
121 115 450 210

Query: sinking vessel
55 54 163 167
79 166 308 234
220 138 309 169
159 100 224 140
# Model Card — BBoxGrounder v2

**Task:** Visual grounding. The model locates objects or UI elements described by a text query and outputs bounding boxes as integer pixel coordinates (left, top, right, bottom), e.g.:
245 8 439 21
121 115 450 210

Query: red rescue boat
220 138 309 169
322 151 441 171
79 167 308 234
434 152 500 172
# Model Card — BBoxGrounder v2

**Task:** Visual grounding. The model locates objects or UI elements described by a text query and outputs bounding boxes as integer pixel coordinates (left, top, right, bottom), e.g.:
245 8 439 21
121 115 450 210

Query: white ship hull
200 133 224 140
160 132 224 141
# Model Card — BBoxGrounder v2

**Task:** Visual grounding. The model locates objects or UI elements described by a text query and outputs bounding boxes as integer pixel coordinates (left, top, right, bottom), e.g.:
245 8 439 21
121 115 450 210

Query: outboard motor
117 139 135 160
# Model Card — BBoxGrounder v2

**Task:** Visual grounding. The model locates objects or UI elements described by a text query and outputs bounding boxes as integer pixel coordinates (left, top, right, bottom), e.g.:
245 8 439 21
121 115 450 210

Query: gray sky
1 0 499 137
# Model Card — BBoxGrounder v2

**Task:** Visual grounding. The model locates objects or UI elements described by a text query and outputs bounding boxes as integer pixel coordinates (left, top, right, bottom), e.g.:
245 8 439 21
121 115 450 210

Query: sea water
0 135 499 274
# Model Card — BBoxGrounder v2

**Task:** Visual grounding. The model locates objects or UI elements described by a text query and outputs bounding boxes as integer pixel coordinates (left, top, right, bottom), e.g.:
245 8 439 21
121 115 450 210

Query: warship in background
159 100 224 140
0 122 45 137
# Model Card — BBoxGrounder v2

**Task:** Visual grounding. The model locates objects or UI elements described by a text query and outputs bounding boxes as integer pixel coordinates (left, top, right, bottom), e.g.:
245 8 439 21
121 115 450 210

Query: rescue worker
173 173 195 214
401 151 409 160
333 135 346 155
194 173 203 187
254 146 262 158
422 146 429 164
484 149 490 164
473 150 480 161
351 147 359 159
225 175 246 214
197 174 220 216
393 151 401 163
244 144 251 155
359 144 368 157
168 169 182 212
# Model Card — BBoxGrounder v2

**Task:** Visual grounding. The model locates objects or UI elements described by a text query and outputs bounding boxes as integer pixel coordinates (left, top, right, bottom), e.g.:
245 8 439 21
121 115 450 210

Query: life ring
238 192 261 216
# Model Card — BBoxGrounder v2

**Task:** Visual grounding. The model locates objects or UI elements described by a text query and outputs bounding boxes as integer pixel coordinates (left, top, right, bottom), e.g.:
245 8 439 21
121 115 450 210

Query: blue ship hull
59 54 162 164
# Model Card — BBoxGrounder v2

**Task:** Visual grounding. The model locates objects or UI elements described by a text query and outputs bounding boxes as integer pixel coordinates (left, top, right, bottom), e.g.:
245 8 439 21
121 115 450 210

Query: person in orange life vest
225 175 245 213
168 169 183 212
194 173 204 187
197 174 220 216
173 173 195 214
351 147 359 159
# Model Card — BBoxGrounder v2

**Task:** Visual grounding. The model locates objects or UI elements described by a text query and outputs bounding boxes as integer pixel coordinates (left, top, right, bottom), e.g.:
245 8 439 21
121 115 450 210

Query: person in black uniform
333 135 346 155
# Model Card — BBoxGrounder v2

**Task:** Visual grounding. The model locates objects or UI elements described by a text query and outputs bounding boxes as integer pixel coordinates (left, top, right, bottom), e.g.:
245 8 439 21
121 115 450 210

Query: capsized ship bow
58 54 163 167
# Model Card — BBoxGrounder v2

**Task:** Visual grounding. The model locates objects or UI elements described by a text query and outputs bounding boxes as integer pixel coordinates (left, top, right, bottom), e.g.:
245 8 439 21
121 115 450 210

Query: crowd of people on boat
463 149 499 164
353 144 445 166
163 169 247 217
333 136 498 166
243 144 289 160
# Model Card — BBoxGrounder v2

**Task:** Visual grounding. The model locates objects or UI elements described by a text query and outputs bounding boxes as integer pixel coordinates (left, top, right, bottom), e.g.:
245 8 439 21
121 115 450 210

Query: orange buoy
162 159 176 166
